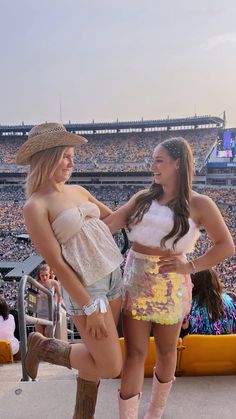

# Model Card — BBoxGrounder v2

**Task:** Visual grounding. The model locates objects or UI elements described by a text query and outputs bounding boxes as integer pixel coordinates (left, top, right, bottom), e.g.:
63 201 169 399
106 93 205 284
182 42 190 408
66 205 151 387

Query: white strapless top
52 202 123 286
127 200 201 253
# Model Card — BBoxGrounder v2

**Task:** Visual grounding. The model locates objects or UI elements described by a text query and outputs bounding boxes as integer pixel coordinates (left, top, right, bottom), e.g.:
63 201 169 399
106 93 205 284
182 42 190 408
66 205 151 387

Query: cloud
202 33 236 50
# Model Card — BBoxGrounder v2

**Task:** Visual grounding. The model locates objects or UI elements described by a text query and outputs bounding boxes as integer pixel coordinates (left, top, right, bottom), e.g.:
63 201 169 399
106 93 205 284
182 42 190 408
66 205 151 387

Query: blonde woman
16 122 123 419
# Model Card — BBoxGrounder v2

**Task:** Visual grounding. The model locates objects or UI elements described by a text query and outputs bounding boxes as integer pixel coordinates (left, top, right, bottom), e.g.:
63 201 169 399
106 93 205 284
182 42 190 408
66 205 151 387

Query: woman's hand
158 254 192 275
85 309 108 340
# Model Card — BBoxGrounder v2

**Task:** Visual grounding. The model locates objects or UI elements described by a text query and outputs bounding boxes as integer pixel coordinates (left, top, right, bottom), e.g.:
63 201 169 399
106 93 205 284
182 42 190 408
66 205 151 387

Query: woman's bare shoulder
23 194 48 215
69 184 89 198
190 190 219 225
191 190 213 208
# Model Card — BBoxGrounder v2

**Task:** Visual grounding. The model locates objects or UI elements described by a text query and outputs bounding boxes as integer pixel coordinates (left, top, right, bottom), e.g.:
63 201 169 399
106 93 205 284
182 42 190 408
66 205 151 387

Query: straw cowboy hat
15 122 87 165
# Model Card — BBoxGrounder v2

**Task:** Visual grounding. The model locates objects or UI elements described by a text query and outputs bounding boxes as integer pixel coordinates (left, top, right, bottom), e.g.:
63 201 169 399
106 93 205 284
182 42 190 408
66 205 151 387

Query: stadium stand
0 115 235 308
0 340 14 364
178 334 236 376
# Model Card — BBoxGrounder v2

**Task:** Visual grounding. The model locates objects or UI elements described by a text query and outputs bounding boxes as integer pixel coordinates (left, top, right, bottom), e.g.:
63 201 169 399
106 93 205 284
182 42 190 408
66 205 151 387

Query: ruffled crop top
127 200 201 253
51 202 123 286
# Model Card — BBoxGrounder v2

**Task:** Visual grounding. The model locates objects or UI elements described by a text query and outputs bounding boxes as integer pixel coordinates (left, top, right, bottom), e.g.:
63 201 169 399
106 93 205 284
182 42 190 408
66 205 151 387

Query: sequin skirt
122 249 192 325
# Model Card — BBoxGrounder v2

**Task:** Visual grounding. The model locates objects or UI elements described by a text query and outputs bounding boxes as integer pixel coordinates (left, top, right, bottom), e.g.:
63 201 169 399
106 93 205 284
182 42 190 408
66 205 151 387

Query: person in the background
36 263 62 337
181 269 236 335
49 268 65 308
0 297 20 356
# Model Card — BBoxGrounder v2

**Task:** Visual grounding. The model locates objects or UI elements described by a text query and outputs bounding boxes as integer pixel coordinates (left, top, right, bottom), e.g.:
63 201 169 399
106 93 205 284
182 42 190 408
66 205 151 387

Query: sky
1 0 236 127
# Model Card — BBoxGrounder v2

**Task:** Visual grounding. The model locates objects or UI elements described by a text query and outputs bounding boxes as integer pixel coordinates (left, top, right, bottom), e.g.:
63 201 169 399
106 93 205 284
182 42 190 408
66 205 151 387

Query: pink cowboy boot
144 370 175 419
119 390 142 419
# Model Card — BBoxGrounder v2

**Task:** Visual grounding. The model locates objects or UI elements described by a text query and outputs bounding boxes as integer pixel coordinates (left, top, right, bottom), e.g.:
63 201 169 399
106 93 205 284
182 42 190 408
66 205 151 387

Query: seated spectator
9 308 20 341
0 297 20 356
181 269 236 336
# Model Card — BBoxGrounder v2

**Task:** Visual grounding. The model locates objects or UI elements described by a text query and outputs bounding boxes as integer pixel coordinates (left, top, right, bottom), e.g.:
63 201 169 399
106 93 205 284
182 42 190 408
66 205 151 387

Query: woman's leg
109 295 122 326
118 313 150 418
71 296 122 419
35 323 46 336
71 305 122 381
144 322 182 419
121 312 151 398
153 322 182 382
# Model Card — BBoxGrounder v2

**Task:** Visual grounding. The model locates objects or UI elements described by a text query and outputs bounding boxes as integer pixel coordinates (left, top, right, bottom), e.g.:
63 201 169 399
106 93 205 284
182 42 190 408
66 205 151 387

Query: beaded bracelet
189 260 197 274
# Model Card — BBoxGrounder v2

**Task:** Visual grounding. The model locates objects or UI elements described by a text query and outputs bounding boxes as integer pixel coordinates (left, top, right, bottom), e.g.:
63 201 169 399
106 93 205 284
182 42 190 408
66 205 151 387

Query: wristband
189 260 197 274
82 301 97 316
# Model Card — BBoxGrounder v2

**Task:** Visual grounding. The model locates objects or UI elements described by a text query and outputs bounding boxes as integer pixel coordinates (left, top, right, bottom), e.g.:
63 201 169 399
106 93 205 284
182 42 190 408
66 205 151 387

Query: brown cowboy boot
73 376 99 419
25 332 72 380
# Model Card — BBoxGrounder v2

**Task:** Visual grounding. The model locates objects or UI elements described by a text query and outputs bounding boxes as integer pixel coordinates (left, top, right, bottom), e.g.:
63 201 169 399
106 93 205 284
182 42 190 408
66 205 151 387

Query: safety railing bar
25 314 53 326
27 276 54 296
18 274 54 381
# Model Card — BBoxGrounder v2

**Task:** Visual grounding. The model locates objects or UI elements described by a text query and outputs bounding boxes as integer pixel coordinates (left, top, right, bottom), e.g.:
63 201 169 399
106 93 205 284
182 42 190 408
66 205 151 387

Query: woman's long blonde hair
25 146 67 197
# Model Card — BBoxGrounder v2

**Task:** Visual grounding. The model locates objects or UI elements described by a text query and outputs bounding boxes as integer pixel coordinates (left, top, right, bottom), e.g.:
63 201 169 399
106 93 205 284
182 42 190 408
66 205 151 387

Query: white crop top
52 202 123 286
127 200 201 253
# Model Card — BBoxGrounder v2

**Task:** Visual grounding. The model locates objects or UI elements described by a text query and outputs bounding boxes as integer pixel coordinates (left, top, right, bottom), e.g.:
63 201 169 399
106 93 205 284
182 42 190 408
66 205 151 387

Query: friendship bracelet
189 260 197 274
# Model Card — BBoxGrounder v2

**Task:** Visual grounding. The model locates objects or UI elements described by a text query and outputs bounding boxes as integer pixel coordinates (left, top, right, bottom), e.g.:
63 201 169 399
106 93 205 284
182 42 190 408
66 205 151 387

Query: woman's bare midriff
132 242 173 256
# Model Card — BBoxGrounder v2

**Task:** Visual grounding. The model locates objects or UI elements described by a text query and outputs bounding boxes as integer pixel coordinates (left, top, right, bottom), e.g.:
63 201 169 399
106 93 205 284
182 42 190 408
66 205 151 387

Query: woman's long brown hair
191 269 224 322
127 137 194 250
0 297 10 320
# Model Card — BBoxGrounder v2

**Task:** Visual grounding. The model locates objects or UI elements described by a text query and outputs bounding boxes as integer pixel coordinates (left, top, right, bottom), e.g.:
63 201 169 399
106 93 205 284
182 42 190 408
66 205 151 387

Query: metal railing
18 275 54 381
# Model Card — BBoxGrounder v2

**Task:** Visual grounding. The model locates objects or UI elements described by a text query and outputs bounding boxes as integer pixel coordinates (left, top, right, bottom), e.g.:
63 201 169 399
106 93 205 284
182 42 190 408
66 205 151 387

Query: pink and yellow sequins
122 249 192 325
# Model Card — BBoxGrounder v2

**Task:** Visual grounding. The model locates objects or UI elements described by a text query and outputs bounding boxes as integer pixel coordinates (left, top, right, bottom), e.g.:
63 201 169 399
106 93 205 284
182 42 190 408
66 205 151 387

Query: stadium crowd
0 128 217 173
0 184 235 298
0 126 235 313
0 280 20 309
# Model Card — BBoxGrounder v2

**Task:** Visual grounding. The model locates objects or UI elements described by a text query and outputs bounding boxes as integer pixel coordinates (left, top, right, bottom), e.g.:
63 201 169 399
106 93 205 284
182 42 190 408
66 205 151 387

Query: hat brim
15 131 87 165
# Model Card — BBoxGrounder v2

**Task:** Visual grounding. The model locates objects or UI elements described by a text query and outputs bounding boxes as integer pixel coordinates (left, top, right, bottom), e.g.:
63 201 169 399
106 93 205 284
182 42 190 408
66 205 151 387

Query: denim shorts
62 267 122 316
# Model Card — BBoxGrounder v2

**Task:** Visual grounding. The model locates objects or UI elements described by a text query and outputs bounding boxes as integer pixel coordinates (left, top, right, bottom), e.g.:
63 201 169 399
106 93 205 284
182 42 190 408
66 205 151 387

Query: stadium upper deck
0 117 221 178
0 114 224 137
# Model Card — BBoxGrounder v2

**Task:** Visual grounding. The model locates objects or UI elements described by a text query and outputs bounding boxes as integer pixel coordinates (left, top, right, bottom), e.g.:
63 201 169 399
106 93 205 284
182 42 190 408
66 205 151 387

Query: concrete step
0 363 236 418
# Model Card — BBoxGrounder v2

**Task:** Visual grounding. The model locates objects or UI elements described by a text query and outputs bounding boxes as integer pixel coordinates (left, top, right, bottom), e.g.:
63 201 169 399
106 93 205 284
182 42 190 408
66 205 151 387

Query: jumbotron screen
216 129 236 158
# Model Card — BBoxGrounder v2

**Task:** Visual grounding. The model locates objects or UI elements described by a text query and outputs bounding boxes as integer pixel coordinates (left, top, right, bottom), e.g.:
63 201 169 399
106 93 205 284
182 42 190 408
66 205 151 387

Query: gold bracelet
189 260 197 274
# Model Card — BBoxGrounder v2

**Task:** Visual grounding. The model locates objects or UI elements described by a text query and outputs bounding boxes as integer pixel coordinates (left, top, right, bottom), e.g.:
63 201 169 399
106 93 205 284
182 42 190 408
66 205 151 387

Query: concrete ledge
0 374 236 418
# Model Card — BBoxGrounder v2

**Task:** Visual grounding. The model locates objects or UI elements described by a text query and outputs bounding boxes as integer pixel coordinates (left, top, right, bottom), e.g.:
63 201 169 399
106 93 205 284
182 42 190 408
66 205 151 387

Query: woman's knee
99 356 122 378
157 343 177 359
125 344 148 364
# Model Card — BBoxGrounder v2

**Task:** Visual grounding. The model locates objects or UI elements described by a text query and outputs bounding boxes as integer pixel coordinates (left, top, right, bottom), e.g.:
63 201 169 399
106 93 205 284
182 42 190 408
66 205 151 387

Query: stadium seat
0 340 14 364
119 337 182 377
178 334 236 376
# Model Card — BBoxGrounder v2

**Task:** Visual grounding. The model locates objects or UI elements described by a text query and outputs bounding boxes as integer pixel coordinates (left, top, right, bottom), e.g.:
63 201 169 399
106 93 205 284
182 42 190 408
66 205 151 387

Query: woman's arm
24 200 92 307
24 200 108 339
190 195 235 271
103 190 146 234
9 314 16 333
159 194 235 274
87 192 113 219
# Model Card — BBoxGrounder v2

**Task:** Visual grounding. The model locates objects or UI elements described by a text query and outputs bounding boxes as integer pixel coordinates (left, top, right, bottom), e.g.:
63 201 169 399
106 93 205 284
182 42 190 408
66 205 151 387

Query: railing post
17 274 54 381
18 275 29 381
